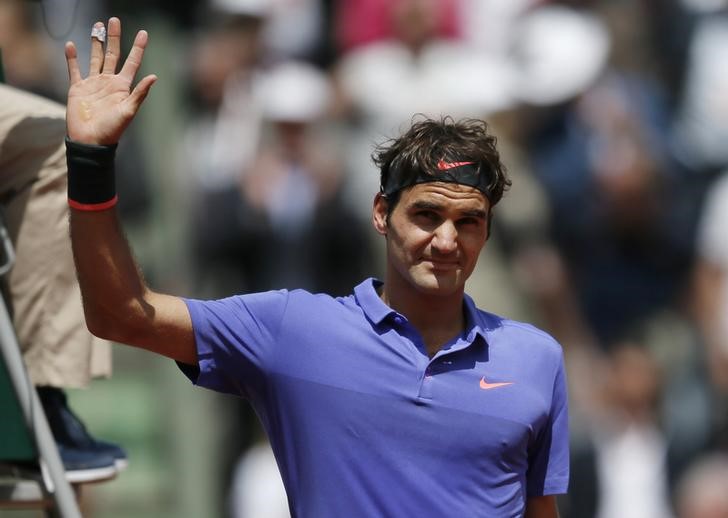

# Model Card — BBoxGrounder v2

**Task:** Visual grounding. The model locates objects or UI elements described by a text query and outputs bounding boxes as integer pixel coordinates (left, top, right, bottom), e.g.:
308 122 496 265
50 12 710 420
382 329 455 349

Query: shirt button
393 316 404 325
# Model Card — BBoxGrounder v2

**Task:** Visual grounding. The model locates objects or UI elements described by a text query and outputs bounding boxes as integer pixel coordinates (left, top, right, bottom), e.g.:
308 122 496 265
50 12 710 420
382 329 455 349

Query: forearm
70 206 153 344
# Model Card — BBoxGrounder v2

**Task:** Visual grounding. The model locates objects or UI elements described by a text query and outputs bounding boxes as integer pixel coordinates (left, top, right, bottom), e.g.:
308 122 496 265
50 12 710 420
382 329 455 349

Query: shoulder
501 319 562 350
187 288 355 320
475 308 564 360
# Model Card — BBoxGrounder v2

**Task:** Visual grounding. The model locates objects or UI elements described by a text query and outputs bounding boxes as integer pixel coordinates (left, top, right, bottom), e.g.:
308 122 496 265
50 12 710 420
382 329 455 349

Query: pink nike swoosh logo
437 159 475 170
479 377 514 390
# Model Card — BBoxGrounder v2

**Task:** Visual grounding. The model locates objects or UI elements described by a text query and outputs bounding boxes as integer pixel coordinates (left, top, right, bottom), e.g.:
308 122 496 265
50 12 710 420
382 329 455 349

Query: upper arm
525 495 559 518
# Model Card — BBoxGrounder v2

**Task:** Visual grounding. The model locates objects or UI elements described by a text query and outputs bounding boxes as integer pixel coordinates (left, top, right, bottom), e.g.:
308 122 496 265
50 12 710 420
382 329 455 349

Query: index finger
119 29 149 84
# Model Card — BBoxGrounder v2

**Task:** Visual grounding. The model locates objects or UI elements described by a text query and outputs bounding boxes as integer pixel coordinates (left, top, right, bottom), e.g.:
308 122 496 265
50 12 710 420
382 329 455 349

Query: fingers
89 21 105 76
102 17 122 74
65 41 82 84
119 30 149 84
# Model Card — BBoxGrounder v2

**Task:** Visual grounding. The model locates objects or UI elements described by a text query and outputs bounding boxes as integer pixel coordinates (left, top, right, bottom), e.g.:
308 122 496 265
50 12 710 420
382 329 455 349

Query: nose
432 221 458 254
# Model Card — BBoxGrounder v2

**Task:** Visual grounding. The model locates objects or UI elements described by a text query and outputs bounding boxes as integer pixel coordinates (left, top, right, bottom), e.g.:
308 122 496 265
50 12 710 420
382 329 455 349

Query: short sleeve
526 349 570 496
179 290 290 397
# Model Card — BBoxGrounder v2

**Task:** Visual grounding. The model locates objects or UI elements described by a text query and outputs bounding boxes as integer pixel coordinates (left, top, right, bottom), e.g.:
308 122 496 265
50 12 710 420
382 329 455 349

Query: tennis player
64 18 569 517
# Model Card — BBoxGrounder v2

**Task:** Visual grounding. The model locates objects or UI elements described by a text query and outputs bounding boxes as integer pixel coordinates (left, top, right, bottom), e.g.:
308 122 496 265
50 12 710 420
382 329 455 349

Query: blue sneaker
56 445 117 483
93 438 128 471
37 387 128 478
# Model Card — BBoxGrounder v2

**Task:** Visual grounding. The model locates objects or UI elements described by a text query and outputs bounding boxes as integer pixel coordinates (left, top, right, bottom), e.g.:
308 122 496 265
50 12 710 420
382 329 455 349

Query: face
373 182 490 298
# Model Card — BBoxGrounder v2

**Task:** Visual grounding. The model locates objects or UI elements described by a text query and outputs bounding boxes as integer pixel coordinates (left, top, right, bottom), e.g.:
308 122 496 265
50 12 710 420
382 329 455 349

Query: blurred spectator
179 2 268 297
259 0 326 64
672 6 728 174
233 61 371 295
182 2 267 191
333 0 460 54
0 0 62 100
593 342 675 518
565 341 675 518
212 0 327 64
692 172 728 444
524 70 695 349
0 83 123 482
675 453 728 518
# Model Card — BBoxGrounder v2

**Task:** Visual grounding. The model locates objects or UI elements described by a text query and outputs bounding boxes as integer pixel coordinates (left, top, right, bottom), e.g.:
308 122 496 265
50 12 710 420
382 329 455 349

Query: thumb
126 74 157 114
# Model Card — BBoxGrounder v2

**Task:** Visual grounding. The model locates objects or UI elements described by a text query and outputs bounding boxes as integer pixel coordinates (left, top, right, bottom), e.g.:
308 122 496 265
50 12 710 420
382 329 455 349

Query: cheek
392 222 430 253
461 234 487 260
388 229 430 263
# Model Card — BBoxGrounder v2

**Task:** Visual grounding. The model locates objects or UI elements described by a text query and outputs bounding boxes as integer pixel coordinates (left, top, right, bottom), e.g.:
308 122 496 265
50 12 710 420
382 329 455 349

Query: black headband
381 160 493 200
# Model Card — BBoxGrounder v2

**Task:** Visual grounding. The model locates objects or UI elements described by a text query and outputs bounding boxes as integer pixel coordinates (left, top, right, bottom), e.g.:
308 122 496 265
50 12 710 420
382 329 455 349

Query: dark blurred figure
181 1 268 297
523 71 696 348
233 61 371 295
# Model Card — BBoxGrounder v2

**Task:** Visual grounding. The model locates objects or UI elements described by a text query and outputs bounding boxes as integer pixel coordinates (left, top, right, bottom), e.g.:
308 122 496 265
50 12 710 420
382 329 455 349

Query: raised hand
65 17 157 145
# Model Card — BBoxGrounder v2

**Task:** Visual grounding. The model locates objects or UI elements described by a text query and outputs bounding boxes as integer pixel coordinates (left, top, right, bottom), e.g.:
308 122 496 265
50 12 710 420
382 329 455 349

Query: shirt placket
390 312 477 401
418 337 479 400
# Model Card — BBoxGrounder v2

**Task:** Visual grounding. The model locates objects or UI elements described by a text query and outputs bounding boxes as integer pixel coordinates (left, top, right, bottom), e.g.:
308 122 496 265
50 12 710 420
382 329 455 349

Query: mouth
422 259 460 271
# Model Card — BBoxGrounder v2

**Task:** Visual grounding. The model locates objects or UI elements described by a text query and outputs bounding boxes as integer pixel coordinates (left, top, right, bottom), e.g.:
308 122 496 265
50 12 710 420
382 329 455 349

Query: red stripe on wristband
68 195 119 211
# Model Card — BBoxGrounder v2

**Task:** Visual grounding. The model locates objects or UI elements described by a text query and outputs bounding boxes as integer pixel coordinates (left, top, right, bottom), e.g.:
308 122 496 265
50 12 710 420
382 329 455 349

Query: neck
380 275 466 357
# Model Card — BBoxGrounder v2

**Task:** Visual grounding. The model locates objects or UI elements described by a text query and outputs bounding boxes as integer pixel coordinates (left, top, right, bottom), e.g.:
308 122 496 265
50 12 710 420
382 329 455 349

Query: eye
415 210 440 222
457 217 481 226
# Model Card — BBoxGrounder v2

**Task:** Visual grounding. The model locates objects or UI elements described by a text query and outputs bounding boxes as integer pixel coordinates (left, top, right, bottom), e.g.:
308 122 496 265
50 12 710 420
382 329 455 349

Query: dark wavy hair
372 116 510 213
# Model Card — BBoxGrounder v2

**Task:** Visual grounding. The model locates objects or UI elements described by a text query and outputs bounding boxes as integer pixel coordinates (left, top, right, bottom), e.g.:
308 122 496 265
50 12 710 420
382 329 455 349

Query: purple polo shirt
180 278 569 517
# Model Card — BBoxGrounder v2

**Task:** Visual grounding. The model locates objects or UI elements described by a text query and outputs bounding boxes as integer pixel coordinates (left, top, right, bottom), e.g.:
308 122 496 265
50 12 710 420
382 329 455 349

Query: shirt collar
354 278 494 346
354 278 396 325
462 293 491 346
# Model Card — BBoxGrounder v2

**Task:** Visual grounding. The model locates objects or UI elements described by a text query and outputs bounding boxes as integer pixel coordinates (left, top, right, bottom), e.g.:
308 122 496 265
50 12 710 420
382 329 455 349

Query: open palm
65 17 157 146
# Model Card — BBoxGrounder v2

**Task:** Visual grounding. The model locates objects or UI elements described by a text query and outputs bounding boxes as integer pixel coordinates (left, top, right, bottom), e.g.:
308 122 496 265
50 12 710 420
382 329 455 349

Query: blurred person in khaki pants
0 82 124 482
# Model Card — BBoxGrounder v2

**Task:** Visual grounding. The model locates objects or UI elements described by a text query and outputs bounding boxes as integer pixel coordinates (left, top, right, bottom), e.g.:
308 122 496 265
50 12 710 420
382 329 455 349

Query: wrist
65 137 118 211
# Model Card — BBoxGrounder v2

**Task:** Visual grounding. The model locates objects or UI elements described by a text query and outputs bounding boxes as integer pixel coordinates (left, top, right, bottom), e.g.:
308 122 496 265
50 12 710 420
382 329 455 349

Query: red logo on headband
437 160 475 171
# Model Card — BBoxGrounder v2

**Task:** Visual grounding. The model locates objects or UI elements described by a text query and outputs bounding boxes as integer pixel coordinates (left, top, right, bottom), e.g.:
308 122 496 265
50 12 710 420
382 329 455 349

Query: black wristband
65 137 118 211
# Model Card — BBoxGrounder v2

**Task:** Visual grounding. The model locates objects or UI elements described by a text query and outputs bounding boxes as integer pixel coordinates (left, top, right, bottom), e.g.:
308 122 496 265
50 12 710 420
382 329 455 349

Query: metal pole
0 225 81 518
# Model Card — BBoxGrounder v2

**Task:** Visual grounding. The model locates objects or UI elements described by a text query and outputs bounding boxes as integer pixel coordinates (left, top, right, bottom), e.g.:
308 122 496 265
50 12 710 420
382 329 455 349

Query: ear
372 192 388 236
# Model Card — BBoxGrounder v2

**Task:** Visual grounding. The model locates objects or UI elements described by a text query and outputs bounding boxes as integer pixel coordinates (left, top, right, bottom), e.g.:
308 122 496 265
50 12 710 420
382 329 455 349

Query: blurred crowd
3 0 728 516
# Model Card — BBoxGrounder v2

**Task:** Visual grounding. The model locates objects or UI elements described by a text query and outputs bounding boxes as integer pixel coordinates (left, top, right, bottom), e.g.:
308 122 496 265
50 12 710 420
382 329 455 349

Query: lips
423 259 460 270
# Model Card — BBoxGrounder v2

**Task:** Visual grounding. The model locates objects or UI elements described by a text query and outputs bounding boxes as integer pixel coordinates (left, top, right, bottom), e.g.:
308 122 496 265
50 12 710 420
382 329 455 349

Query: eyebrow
410 200 488 220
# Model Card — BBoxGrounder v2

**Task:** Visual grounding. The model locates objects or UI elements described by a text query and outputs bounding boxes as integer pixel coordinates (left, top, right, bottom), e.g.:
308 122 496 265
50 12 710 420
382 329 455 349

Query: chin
411 271 464 297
